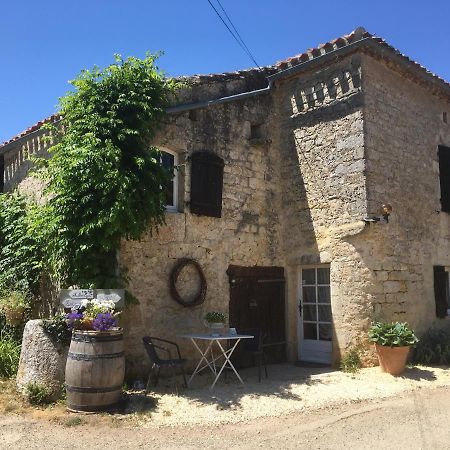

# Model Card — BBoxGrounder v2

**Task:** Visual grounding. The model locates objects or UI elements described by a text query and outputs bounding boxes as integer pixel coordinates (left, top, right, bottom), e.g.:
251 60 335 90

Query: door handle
298 303 302 317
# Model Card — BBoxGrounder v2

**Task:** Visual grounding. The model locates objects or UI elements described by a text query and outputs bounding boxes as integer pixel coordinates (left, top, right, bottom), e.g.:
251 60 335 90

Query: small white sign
96 293 121 303
59 289 125 309
69 289 94 299
61 298 86 309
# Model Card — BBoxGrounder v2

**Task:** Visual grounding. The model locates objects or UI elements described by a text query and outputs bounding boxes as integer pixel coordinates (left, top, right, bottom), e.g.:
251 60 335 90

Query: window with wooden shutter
190 151 224 218
0 155 4 193
438 146 450 212
433 265 449 318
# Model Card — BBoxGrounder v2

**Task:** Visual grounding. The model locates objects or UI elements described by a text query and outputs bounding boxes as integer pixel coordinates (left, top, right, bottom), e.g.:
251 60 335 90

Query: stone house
1 27 450 374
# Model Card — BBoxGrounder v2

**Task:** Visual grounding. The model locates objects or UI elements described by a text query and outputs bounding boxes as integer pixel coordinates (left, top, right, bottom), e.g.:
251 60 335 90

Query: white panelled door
298 266 332 364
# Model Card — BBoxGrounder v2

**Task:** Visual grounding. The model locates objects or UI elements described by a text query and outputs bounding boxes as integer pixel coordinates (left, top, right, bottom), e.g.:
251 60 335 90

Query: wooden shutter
433 265 448 318
190 151 224 218
438 146 450 212
0 155 4 193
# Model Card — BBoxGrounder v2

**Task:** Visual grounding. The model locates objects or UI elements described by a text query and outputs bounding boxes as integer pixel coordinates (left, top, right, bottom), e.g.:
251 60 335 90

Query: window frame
0 154 4 193
189 151 224 218
444 266 450 317
159 147 179 212
300 265 332 342
434 265 450 318
438 145 450 213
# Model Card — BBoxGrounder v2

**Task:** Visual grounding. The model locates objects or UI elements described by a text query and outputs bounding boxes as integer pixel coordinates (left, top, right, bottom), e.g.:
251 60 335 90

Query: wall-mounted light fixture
364 203 393 224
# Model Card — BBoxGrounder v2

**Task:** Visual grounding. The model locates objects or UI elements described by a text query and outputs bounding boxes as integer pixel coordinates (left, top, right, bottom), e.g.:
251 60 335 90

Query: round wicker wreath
169 258 207 307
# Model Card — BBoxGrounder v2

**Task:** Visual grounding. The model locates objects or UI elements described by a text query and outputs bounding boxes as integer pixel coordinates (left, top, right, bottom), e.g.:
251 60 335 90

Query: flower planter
65 329 125 412
205 322 226 336
375 344 410 376
208 322 225 329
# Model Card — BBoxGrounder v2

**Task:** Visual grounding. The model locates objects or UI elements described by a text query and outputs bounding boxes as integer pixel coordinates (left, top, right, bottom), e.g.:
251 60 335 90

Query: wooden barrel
65 329 125 412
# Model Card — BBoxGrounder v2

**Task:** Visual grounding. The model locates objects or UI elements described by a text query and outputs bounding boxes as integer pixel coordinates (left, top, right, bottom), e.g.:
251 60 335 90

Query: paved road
1 386 449 449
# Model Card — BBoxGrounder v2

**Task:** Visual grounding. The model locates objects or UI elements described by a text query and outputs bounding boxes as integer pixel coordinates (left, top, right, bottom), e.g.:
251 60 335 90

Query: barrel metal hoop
71 334 123 343
65 384 122 394
67 403 120 413
68 351 124 361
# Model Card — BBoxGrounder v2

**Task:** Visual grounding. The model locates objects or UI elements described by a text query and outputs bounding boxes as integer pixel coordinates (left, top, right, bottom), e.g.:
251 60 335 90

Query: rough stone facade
362 54 450 333
2 29 450 375
120 82 285 373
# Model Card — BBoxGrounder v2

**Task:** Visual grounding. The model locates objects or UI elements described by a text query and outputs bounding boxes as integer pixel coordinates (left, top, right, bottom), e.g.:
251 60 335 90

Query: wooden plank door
228 265 286 367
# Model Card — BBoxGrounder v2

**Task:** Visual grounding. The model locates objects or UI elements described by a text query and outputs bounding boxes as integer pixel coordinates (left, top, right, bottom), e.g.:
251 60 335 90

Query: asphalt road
1 386 449 449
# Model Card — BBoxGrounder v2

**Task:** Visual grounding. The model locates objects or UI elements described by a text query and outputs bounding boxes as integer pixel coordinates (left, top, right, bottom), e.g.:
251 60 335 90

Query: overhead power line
206 0 260 68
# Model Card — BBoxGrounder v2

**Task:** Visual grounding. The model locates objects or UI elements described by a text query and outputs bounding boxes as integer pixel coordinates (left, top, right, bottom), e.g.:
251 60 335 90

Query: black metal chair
240 328 268 383
142 336 188 391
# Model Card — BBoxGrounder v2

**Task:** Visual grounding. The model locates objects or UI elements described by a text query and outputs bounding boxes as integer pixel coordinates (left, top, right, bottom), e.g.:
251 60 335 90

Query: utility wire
206 0 260 68
214 0 260 68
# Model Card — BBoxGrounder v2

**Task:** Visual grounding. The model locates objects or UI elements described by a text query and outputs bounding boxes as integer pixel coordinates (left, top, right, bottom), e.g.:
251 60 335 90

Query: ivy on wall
0 54 179 299
0 193 44 296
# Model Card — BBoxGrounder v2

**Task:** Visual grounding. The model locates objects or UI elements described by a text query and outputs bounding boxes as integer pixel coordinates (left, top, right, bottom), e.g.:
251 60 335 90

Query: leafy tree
38 54 178 288
0 54 178 301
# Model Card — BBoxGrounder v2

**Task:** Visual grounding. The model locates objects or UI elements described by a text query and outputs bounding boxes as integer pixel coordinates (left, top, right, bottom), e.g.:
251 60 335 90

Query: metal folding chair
142 336 188 391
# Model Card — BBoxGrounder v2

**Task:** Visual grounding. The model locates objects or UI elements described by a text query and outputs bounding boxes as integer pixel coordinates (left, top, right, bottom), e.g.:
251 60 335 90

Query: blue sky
1 0 449 143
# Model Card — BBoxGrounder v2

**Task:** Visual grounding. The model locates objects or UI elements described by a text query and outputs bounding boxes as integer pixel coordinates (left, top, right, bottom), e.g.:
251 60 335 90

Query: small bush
25 382 52 405
0 291 30 327
64 417 85 427
412 328 450 365
0 333 21 378
340 347 362 374
42 315 72 345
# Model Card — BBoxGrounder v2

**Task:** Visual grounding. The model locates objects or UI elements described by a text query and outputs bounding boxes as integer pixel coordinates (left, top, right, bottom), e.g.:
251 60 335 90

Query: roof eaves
268 34 450 99
0 114 61 150
267 37 372 83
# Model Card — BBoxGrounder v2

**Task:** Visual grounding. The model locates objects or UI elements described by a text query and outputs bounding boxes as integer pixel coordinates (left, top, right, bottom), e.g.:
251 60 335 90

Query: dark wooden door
228 265 286 367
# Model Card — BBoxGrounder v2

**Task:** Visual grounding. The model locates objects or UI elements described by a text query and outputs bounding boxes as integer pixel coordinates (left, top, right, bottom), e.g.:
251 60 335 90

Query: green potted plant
0 290 30 326
204 311 227 330
368 321 419 375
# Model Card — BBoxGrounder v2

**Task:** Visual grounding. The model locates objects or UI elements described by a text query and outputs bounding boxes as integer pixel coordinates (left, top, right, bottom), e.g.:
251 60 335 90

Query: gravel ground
2 383 450 449
128 363 450 427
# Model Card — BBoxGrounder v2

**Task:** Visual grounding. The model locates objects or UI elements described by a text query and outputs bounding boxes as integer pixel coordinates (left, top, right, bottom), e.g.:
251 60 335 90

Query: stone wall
1 128 54 196
274 53 371 364
120 90 284 376
362 54 450 336
1 129 52 191
3 49 450 374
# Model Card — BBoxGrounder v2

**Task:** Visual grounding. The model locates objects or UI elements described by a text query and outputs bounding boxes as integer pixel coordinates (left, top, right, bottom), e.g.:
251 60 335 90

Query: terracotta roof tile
1 113 61 148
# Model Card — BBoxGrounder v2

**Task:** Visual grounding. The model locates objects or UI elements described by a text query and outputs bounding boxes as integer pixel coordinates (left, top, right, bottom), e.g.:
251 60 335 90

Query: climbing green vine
0 193 44 296
0 53 179 299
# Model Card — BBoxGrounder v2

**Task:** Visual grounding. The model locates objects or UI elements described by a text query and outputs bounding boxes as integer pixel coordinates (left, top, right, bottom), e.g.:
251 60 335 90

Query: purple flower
92 313 117 331
66 311 83 329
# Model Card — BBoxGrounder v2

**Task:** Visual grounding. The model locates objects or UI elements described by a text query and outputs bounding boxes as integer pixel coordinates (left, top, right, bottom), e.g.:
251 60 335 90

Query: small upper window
0 155 4 193
434 265 450 318
438 146 450 212
190 152 224 218
160 148 178 211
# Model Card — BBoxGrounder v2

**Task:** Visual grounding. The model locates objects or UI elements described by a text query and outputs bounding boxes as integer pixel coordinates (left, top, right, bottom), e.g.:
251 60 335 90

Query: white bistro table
179 333 254 390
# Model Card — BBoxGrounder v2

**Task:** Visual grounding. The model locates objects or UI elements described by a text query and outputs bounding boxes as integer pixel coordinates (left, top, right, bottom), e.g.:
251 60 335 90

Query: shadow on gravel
141 363 335 411
115 392 159 415
400 367 437 381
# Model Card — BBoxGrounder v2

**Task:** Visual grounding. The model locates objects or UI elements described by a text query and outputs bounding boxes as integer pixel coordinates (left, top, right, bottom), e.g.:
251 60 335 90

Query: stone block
16 320 68 402
383 281 406 294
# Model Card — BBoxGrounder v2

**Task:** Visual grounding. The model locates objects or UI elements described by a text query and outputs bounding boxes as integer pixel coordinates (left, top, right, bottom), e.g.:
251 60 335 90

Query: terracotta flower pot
375 344 410 375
